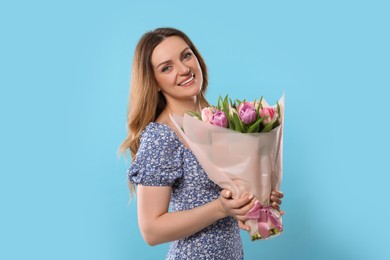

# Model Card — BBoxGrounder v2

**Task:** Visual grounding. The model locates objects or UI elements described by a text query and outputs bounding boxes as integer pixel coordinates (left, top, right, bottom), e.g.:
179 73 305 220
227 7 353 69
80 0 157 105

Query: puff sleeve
128 124 185 186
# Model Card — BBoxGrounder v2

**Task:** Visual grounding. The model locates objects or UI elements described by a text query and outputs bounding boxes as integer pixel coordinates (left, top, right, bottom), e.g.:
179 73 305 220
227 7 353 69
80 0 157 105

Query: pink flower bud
211 110 229 128
229 106 237 117
238 102 257 125
237 101 255 112
260 107 278 124
201 107 215 124
248 101 260 110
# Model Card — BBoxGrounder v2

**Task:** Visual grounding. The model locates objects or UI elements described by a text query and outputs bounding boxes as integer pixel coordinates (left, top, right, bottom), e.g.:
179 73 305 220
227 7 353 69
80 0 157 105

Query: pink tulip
201 107 215 124
260 107 278 124
211 110 229 128
238 102 257 125
237 101 255 112
248 101 261 110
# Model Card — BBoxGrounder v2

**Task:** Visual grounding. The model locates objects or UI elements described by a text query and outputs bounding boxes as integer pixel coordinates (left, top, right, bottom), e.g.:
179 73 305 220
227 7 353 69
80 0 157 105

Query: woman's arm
137 185 253 246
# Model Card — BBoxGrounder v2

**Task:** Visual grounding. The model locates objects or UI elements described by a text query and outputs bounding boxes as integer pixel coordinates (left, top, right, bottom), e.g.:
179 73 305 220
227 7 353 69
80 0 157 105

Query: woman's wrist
214 197 229 219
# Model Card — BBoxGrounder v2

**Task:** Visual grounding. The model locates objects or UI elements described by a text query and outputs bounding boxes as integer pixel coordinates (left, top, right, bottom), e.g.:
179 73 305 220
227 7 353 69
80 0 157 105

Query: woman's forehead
151 36 189 65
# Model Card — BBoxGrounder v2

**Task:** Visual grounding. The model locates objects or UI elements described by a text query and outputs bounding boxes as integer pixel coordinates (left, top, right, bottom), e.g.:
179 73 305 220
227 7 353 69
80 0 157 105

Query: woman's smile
178 73 195 87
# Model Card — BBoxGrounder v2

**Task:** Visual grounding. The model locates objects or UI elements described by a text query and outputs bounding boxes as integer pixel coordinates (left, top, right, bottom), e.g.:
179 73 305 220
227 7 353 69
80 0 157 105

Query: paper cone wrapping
170 96 284 240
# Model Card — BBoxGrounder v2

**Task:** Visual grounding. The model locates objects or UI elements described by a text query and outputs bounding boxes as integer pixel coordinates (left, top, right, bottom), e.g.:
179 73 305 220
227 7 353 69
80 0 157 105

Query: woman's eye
162 66 172 73
183 52 192 60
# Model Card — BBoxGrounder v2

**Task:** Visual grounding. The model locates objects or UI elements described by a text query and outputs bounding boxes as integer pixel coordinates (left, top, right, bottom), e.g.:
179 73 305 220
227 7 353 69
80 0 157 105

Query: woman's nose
178 63 190 75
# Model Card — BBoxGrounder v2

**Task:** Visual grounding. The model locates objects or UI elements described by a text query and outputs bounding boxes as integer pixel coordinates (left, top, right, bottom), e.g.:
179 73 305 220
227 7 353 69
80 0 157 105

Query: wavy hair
119 28 209 191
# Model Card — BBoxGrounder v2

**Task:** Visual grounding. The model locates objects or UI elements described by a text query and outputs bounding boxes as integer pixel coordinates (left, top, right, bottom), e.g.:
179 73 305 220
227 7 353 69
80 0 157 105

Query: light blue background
1 0 389 259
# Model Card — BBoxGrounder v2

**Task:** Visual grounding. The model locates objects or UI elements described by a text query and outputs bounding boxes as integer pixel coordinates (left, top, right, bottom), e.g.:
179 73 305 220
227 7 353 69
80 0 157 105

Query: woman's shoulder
140 122 182 148
129 122 185 186
142 122 174 136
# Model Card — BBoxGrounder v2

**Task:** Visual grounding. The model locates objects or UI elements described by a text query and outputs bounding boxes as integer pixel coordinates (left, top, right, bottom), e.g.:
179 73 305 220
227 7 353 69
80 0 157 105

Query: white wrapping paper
170 95 284 240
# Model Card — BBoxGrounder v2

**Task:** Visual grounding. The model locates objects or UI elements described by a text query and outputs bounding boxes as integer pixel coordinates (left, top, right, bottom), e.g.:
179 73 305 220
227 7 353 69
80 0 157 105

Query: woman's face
151 36 203 102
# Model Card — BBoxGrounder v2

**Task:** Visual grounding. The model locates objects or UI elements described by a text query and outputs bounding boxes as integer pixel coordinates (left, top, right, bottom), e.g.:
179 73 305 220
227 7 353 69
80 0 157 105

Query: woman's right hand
217 189 255 225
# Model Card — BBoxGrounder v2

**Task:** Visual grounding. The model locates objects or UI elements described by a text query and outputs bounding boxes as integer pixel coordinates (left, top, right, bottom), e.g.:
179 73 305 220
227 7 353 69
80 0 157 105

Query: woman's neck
155 97 200 125
165 97 200 116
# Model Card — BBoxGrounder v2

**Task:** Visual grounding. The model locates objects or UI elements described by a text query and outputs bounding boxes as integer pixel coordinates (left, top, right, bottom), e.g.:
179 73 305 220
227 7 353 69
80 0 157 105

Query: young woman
120 27 284 259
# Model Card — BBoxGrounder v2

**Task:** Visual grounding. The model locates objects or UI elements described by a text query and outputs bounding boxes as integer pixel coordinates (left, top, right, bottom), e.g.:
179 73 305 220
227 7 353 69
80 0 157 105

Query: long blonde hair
120 28 209 191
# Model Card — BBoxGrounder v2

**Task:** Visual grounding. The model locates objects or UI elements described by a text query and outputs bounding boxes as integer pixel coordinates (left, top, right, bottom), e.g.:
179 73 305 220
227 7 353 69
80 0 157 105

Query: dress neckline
149 122 191 152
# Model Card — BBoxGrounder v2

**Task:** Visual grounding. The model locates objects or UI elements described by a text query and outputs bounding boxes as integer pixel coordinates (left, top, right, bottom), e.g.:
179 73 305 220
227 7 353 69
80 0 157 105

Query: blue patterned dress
128 123 243 259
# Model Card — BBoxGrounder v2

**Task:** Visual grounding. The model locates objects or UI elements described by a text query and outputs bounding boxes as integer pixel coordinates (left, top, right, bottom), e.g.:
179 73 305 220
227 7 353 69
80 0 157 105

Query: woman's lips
179 73 195 86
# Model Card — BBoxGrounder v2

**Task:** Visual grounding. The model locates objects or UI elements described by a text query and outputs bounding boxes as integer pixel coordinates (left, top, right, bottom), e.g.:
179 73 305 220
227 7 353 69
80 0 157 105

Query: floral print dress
128 123 243 259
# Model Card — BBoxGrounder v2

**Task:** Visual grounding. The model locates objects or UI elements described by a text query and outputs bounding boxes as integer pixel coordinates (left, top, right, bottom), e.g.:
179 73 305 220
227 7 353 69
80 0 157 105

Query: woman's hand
270 190 284 215
217 189 255 230
216 189 284 231
217 189 254 222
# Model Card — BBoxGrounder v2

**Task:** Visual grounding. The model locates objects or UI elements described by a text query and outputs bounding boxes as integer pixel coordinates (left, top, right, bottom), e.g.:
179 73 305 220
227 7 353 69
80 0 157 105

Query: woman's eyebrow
155 47 191 69
180 47 190 55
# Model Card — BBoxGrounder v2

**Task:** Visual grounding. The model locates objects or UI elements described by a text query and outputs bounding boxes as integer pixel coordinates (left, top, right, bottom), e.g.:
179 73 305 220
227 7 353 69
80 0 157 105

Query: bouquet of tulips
170 94 285 240
189 95 281 133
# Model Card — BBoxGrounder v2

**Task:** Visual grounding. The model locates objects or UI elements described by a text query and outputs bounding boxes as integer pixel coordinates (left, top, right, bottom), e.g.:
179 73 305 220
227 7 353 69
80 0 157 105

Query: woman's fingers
270 190 285 215
271 202 280 211
227 195 254 213
237 220 250 231
270 195 282 205
221 189 232 199
219 190 255 219
221 192 253 208
236 214 249 222
271 190 284 199
220 190 285 223
230 200 255 217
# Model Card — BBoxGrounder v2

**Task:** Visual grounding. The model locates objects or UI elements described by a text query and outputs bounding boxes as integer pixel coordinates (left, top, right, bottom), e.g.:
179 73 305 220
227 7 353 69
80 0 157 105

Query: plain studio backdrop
1 1 389 259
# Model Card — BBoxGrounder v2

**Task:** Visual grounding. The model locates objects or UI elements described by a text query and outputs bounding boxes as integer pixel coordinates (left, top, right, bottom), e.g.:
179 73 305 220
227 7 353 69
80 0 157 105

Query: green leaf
252 98 258 118
224 95 229 103
229 98 233 107
226 104 236 130
222 95 230 117
228 117 235 130
232 113 243 132
218 96 224 110
262 121 274 132
242 124 248 133
247 117 266 133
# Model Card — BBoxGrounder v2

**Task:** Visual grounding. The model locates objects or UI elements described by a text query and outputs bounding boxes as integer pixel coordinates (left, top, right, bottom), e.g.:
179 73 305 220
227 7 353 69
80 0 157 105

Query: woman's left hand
270 190 284 215
237 190 285 231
